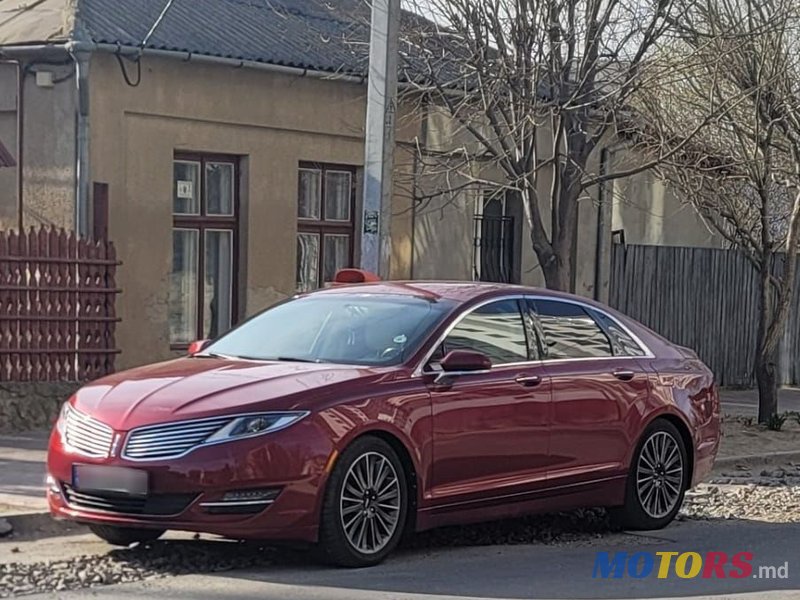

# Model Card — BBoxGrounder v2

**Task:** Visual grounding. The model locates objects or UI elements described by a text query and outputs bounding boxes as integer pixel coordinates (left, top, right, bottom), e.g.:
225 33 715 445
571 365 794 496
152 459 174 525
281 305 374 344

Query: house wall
611 170 723 248
0 60 76 231
88 53 418 370
0 63 16 228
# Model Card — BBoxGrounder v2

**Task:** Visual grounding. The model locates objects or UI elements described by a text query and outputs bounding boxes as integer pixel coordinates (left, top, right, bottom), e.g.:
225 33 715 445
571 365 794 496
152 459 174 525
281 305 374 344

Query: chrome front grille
123 417 233 461
63 405 114 458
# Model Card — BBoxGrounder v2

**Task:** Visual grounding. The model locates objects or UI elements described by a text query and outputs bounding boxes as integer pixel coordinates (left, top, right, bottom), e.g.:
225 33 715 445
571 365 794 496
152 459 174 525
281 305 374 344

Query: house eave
0 41 369 85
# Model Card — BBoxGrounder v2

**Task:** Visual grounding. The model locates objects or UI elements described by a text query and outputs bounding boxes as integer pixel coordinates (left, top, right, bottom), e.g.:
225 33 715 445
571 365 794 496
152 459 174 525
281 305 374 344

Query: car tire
88 524 166 546
317 436 409 568
610 419 688 530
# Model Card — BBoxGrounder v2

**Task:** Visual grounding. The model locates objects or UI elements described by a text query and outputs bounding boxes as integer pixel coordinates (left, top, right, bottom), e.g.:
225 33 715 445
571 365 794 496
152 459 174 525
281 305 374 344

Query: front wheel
610 419 688 530
88 524 165 546
317 437 408 567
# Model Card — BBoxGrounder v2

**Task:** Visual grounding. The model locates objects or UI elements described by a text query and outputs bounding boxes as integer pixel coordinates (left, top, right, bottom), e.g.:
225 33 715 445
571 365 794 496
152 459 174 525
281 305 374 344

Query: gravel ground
2 468 799 598
681 462 800 523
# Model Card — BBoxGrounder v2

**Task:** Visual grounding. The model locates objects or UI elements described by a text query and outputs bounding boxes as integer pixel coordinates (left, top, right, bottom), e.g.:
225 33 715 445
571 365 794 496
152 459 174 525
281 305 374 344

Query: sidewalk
0 429 49 514
720 386 800 415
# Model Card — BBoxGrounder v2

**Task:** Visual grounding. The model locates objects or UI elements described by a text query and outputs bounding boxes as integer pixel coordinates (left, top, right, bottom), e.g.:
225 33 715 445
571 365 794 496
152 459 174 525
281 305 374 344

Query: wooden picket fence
0 227 121 382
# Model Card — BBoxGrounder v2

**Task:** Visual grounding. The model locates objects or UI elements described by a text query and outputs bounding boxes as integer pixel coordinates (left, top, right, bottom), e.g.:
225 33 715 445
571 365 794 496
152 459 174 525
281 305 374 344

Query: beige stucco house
0 0 722 371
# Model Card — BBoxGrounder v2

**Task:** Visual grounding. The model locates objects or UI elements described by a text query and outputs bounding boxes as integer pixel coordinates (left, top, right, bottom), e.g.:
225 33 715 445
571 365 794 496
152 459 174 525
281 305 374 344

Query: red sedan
47 280 720 567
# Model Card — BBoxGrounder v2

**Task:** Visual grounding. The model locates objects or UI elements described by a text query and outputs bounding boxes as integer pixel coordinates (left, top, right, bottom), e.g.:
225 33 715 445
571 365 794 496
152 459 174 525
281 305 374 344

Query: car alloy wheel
636 430 684 519
340 451 402 554
318 436 409 567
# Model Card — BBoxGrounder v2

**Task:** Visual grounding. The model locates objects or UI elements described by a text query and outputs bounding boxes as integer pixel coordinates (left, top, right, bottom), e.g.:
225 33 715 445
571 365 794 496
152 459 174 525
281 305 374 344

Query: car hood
72 358 389 430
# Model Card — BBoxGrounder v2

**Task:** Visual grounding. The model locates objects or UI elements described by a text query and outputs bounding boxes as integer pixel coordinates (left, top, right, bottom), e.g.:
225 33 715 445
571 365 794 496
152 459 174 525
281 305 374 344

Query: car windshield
202 293 455 366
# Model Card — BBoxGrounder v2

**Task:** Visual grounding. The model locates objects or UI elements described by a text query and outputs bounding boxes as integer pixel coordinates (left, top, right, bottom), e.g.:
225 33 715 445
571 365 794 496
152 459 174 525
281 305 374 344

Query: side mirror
187 339 211 356
440 350 492 373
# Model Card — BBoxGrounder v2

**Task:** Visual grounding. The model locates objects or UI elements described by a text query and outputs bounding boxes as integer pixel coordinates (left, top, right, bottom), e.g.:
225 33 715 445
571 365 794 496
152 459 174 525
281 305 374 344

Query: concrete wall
88 54 418 369
0 382 79 433
0 60 76 231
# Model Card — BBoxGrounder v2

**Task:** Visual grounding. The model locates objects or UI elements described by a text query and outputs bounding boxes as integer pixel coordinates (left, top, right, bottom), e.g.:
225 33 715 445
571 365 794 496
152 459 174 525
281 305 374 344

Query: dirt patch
719 414 800 459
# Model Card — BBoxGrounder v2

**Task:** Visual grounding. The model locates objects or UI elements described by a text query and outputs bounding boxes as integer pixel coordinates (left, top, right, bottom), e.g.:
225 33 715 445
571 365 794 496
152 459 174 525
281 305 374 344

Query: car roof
309 281 583 304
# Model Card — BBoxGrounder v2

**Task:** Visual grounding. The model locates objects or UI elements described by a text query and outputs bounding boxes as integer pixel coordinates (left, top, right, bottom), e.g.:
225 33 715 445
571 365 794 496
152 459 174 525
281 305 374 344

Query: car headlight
55 401 71 439
203 412 309 444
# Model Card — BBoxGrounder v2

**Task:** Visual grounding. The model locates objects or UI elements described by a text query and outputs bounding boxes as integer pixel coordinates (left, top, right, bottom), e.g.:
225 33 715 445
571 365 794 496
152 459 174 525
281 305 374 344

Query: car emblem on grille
109 433 123 458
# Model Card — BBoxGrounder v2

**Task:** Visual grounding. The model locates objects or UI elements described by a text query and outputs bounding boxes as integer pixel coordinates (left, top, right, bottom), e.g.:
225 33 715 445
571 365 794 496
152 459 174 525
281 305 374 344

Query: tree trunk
541 253 572 291
755 259 779 424
755 348 779 424
537 170 582 292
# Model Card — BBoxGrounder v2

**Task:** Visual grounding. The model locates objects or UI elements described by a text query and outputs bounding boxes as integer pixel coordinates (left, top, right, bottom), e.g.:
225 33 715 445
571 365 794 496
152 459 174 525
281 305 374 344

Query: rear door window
532 300 613 360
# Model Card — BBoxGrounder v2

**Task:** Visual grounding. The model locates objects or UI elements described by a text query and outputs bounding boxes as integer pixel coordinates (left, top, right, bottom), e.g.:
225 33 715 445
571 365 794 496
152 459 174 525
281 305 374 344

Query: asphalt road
720 388 800 416
29 518 800 600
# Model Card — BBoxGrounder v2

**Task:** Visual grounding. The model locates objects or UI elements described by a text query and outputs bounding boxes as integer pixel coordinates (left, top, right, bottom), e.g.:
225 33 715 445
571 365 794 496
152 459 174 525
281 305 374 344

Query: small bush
766 412 789 431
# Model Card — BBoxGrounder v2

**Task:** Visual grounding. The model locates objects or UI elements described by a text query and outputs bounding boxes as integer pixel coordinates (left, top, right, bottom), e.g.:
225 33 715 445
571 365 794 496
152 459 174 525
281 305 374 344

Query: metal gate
473 214 515 283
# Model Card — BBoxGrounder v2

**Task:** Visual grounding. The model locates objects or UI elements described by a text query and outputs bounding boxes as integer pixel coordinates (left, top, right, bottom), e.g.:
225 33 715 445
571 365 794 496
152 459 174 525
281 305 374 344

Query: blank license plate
72 465 148 496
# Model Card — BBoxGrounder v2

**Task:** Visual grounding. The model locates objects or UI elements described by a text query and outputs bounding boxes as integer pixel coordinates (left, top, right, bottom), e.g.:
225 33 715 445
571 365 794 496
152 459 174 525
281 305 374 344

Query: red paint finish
427 364 551 504
47 282 720 544
545 358 650 485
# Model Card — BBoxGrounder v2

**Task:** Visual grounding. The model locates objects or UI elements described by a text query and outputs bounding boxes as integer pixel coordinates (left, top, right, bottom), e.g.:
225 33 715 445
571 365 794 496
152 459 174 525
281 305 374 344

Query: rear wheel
610 419 688 530
88 524 165 546
317 436 408 567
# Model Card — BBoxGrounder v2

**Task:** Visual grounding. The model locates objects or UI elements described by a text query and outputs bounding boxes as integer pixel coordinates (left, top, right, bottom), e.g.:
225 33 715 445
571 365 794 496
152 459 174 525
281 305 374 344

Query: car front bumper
46 420 334 543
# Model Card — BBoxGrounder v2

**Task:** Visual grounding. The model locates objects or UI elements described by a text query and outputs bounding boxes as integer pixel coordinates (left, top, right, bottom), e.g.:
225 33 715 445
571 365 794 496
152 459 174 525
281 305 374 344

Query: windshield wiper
270 356 325 364
193 352 239 360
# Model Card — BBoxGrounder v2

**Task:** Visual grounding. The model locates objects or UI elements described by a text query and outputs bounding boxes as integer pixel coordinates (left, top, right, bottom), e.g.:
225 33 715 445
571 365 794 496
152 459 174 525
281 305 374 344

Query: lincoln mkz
47 278 720 566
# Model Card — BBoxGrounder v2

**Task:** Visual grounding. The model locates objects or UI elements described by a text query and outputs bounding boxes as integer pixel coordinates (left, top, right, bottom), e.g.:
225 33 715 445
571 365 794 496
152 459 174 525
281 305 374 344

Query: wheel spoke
378 482 399 500
342 503 362 516
663 478 680 496
356 516 368 549
366 455 375 489
663 445 678 467
374 459 389 491
374 510 391 533
344 511 364 533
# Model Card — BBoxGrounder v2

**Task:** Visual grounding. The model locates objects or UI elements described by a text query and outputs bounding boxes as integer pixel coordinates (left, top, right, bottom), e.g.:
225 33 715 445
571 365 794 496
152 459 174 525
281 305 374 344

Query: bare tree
399 0 713 291
639 0 800 422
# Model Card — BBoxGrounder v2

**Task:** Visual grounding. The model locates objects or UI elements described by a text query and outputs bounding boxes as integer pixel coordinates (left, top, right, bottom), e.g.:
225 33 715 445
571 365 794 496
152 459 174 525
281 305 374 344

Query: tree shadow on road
95 512 800 599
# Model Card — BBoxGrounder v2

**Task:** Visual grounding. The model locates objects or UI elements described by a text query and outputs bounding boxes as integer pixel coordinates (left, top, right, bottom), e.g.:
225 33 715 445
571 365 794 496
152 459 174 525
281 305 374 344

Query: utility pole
360 0 400 278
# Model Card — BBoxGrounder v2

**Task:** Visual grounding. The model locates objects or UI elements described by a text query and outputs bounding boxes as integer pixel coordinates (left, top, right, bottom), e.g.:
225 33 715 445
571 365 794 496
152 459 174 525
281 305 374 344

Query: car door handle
515 375 542 387
612 369 635 381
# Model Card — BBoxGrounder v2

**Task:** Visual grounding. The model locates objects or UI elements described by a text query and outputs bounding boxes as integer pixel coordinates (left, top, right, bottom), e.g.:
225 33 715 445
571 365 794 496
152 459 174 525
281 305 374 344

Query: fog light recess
200 488 281 515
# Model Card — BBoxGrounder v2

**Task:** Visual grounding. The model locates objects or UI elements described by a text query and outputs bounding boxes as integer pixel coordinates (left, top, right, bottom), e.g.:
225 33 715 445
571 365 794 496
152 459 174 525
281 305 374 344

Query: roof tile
80 0 373 76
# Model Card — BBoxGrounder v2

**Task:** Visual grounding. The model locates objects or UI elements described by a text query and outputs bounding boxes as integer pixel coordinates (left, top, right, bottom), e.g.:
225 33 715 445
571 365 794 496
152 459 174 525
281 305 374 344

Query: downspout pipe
15 60 23 232
69 48 91 237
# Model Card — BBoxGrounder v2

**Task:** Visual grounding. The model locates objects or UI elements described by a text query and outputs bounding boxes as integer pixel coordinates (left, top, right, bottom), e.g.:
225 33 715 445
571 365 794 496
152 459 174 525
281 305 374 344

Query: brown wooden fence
610 243 800 387
0 227 121 382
